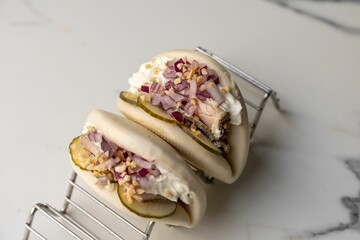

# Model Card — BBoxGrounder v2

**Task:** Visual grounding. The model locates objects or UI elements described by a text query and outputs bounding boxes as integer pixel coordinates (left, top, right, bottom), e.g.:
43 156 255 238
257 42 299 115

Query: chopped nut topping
164 190 172 198
208 82 215 88
93 171 101 177
196 76 202 82
201 68 208 75
98 156 106 163
124 175 131 182
145 63 151 69
86 164 94 171
199 84 206 91
136 188 145 194
183 71 189 77
194 130 201 136
176 72 183 77
130 161 137 168
177 63 183 69
221 86 229 94
132 179 139 187
115 164 127 173
153 67 159 75
118 179 126 186
121 172 127 177
174 78 181 85
176 102 182 109
150 77 156 82
191 99 197 105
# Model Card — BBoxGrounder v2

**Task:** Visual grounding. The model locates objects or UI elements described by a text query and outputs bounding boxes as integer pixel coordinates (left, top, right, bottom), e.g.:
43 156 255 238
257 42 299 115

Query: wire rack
23 46 280 240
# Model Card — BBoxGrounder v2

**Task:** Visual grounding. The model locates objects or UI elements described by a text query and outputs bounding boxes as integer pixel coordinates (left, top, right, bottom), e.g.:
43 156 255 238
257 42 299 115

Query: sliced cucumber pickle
118 185 177 218
69 136 92 170
119 91 138 105
137 95 177 124
179 125 223 155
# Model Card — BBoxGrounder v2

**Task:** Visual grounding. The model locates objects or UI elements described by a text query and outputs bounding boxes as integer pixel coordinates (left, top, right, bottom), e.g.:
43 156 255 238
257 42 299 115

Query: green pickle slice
179 125 222 155
119 91 138 105
117 185 177 218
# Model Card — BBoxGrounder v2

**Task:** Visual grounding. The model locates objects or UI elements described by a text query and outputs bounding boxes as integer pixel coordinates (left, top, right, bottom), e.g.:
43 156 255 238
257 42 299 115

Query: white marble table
1 0 360 239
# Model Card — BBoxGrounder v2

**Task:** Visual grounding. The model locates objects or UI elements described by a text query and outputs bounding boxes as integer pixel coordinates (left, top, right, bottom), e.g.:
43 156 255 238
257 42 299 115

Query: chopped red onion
164 80 174 90
141 85 150 93
189 80 197 98
97 176 108 186
138 168 149 177
87 132 95 141
94 133 103 143
187 104 197 116
171 111 183 123
149 168 161 177
205 81 225 104
168 90 186 102
174 59 185 72
160 95 176 110
173 80 189 91
191 60 199 69
80 137 99 155
132 155 153 169
103 158 117 168
150 82 161 93
113 168 122 181
163 68 177 78
152 93 162 106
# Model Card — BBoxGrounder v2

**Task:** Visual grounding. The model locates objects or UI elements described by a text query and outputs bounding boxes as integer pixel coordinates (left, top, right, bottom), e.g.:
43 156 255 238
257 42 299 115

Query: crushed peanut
208 82 215 88
121 172 127 177
164 190 172 198
191 99 197 105
136 188 145 194
150 77 156 82
118 179 126 186
221 86 229 94
176 102 182 109
153 67 159 75
194 130 201 136
174 78 181 84
124 175 131 182
199 84 206 91
145 63 151 69
196 76 202 83
201 68 207 75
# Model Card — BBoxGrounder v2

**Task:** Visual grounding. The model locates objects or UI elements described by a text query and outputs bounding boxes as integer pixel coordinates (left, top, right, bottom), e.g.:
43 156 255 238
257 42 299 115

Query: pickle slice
137 95 177 124
119 91 138 105
69 136 92 170
118 185 177 218
179 125 222 155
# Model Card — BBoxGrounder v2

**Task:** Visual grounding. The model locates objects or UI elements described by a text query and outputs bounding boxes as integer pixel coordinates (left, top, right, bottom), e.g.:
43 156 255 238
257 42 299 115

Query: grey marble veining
303 159 360 238
268 0 360 35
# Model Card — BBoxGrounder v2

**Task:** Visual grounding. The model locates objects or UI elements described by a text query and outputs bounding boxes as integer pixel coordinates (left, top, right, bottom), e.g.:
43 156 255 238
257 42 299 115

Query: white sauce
144 166 194 204
219 92 242 125
128 56 172 94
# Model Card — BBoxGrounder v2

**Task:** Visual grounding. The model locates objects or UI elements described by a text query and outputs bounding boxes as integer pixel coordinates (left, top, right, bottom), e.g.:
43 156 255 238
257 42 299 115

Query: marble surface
1 0 360 239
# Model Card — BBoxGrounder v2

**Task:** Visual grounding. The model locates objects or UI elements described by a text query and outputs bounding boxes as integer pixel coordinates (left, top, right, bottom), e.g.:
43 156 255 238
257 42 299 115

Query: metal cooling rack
23 46 280 240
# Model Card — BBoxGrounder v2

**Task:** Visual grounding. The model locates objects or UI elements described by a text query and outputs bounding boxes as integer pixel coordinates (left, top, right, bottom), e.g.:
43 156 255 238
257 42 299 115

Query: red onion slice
205 81 225 104
168 90 187 102
141 85 150 93
97 176 108 186
189 80 197 98
152 93 162 106
160 95 176 110
150 82 161 93
171 111 183 123
132 155 153 169
138 168 149 177
113 168 122 181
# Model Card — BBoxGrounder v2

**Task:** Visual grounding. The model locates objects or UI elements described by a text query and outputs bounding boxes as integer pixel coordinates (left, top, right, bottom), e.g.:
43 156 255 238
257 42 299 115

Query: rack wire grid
23 46 280 240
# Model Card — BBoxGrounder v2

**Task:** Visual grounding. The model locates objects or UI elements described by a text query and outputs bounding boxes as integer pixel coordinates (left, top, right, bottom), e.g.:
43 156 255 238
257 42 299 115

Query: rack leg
60 171 77 213
23 205 39 240
142 221 155 240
